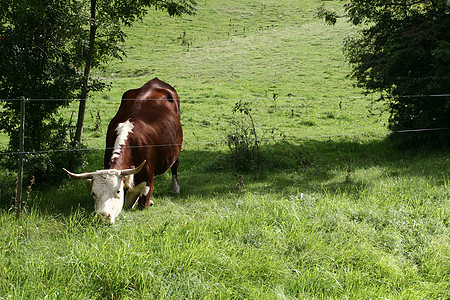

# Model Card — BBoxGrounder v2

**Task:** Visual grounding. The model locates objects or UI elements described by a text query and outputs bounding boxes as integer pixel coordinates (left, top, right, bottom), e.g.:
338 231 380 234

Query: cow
63 78 183 223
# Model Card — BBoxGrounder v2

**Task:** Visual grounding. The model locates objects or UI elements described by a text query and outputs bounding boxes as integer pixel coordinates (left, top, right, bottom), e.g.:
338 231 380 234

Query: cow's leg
125 181 149 209
170 158 180 194
138 177 154 208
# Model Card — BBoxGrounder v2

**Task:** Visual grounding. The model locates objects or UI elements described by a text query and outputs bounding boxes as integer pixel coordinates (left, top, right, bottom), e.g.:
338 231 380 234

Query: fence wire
2 127 450 156
0 95 448 157
1 93 449 102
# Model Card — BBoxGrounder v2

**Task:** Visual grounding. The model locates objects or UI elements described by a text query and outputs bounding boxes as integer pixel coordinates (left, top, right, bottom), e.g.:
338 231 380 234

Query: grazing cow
64 78 183 223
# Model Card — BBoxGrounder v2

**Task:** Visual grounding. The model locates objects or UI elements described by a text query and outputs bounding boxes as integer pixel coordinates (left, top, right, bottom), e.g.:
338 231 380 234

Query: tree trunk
73 0 97 147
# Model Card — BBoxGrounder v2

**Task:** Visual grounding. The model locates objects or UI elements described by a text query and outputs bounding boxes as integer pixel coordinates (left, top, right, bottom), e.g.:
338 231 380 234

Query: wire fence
5 129 450 157
1 93 449 212
0 94 449 157
1 93 449 102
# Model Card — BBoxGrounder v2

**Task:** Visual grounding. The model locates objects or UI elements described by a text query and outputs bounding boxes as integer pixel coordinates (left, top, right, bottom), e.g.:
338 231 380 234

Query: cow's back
104 78 183 178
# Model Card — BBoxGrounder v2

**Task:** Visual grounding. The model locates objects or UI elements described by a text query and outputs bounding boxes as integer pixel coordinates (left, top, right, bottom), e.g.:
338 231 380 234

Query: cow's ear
123 174 135 190
86 179 93 191
167 93 174 102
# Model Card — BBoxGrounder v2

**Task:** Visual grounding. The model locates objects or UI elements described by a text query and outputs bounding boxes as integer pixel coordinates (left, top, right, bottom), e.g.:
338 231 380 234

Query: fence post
16 96 26 217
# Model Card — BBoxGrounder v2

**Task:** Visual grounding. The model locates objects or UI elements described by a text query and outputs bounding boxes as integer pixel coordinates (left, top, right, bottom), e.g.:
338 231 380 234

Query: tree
73 0 197 146
320 0 450 148
0 0 86 182
0 0 83 146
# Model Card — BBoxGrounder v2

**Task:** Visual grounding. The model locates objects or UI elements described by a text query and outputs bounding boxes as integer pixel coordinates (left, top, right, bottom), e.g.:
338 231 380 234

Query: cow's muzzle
97 211 114 224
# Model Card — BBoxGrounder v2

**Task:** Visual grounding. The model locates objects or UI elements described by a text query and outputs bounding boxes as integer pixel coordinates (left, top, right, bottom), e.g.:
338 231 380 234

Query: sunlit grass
1 168 448 298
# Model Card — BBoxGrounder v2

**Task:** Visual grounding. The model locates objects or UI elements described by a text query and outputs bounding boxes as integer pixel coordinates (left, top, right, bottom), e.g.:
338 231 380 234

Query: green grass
1 0 449 299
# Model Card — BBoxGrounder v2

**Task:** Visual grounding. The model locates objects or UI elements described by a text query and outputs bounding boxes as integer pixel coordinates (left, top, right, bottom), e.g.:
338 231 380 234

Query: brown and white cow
64 78 183 223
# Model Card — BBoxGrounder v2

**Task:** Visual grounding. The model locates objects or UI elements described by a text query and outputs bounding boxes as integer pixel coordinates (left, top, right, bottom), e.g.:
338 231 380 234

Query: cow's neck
108 155 131 170
108 119 134 170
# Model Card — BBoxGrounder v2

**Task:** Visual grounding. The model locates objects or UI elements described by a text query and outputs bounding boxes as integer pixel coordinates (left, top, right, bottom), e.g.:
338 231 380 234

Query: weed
10 175 35 214
226 100 262 171
89 109 102 132
345 160 353 183
23 176 35 212
299 120 316 127
175 31 193 51
235 174 245 194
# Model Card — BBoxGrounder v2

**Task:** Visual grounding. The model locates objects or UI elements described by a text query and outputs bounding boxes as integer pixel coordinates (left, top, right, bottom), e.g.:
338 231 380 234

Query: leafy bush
321 1 450 148
225 101 306 173
388 96 450 149
1 117 87 186
344 2 450 148
226 101 263 171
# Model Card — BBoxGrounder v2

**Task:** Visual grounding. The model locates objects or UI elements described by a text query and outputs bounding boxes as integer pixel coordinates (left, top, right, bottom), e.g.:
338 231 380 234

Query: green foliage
80 0 196 67
0 0 84 100
72 0 197 145
316 4 339 25
225 101 296 173
1 117 87 187
0 0 86 182
1 154 449 298
0 0 83 135
322 0 450 148
159 0 198 17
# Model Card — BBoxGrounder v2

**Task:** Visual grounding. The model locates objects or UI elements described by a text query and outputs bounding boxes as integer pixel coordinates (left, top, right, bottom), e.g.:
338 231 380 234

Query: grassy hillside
99 0 359 98
1 0 449 299
70 0 381 149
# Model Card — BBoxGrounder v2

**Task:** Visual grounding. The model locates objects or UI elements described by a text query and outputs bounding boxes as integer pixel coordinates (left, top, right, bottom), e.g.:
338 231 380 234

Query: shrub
321 1 450 148
226 101 262 171
1 117 87 186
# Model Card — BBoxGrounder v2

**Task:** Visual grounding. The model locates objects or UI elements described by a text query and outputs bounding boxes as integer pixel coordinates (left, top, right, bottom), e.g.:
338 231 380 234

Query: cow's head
63 161 146 224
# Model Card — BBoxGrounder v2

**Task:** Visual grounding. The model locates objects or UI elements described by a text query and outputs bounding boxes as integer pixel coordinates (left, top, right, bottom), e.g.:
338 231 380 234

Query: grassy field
1 0 449 299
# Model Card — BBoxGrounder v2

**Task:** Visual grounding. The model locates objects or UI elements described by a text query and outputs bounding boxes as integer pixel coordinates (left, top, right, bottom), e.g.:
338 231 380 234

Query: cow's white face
63 161 147 224
88 170 124 224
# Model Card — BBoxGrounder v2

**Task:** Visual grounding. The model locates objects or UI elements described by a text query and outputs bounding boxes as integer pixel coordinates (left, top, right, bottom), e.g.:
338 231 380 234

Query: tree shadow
6 137 448 215
165 138 449 199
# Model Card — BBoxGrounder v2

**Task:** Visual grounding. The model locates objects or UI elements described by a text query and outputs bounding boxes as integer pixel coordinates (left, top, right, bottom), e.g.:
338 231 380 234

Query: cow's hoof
137 200 153 209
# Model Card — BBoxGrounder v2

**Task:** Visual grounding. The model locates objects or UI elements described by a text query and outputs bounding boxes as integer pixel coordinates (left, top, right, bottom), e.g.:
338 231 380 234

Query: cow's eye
116 190 121 194
91 192 96 197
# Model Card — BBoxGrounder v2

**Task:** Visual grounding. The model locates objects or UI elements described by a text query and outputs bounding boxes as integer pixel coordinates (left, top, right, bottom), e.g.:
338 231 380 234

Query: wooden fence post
16 96 26 217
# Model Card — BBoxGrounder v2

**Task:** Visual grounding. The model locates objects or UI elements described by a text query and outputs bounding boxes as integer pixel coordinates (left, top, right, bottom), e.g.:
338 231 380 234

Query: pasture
1 0 449 299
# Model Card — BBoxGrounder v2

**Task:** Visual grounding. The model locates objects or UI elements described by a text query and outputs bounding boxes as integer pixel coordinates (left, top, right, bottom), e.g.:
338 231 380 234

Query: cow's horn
62 168 94 180
120 160 146 176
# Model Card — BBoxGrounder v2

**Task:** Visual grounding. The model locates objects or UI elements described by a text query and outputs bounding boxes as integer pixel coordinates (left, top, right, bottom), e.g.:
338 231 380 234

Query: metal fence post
16 96 26 217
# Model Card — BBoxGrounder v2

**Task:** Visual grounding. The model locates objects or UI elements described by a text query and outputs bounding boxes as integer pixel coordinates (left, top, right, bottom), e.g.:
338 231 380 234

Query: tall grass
1 170 448 298
0 0 449 299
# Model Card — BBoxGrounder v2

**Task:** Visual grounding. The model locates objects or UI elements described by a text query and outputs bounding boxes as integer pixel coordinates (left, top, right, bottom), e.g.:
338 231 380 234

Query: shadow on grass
2 137 448 215
164 138 449 199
